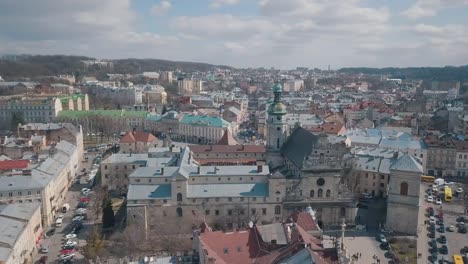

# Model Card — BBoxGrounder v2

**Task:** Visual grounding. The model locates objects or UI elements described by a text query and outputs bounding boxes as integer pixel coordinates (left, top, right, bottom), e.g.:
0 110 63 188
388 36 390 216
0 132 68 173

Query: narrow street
34 152 99 264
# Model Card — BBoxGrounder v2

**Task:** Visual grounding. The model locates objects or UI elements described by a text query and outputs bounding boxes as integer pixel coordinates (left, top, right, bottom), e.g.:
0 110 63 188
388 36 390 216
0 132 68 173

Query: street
34 152 99 264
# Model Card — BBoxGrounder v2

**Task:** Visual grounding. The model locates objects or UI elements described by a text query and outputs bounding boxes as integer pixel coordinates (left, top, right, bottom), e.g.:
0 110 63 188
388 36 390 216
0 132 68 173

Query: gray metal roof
390 153 423 173
127 184 172 200
256 223 288 245
187 183 268 198
281 127 319 169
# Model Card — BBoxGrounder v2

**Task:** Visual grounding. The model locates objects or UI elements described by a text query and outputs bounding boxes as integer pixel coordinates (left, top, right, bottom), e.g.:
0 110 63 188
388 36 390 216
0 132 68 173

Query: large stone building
0 203 43 264
0 96 62 128
0 140 80 227
385 154 423 235
280 128 356 227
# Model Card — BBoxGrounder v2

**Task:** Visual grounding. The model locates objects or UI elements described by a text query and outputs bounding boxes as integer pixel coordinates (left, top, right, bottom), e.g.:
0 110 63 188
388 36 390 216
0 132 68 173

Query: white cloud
210 0 240 8
402 0 468 19
151 1 172 16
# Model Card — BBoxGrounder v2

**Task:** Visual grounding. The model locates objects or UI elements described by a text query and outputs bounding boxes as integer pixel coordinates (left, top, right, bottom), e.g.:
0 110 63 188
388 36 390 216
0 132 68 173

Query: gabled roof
120 131 157 144
217 129 238 145
287 211 320 232
390 153 423 173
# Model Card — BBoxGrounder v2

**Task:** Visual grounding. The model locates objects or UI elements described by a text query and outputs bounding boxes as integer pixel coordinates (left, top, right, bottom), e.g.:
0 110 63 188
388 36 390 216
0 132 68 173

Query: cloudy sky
1 0 467 69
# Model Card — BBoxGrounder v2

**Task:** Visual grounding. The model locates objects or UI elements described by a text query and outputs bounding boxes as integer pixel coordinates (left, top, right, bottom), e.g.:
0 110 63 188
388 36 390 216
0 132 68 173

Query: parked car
458 226 467 234
457 216 466 222
430 252 438 262
447 225 455 232
437 227 445 233
427 196 434 203
435 198 442 205
46 229 56 236
429 216 436 225
429 239 437 248
456 188 464 194
438 235 447 244
378 234 387 243
380 242 390 250
440 245 448 254
65 234 77 239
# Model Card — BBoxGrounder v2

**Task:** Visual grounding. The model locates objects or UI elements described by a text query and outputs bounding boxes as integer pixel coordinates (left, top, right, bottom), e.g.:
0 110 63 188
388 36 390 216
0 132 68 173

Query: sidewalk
343 235 388 264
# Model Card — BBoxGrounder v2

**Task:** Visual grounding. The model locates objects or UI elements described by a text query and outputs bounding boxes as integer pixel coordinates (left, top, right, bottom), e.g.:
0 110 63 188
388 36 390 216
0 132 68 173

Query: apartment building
454 140 468 178
424 134 456 177
178 114 232 144
0 140 79 226
0 203 43 264
0 96 62 128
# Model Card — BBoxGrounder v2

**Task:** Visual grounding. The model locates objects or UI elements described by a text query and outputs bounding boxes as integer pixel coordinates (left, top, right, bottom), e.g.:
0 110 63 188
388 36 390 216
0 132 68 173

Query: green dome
268 102 287 115
272 83 283 93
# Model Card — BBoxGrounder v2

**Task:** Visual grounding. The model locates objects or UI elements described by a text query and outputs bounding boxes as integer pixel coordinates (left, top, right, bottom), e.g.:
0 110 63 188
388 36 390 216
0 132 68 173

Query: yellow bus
421 175 435 183
444 187 452 202
453 255 464 264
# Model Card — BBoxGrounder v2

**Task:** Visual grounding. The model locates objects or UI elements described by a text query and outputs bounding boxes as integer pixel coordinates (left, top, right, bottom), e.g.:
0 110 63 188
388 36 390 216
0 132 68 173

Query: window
380 183 385 188
165 178 168 182
326 190 331 198
318 189 323 198
176 207 183 217
37 191 41 195
105 174 108 179
380 174 385 180
319 153 324 164
228 209 232 216
8 192 12 197
177 193 183 202
252 197 256 202
192 199 196 203
215 198 220 202
218 177 221 181
251 208 256 215
275 205 281 215
135 179 140 183
148 179 152 182
250 177 254 180
227 177 230 181
163 211 167 216
18 192 22 196
228 197 232 202
340 207 346 217
163 199 167 203
27 191 31 195
373 174 376 180
240 197 244 202
192 178 195 181
124 165 127 169
365 173 368 178
262 208 267 215
240 209 245 215
132 165 135 169
205 210 210 215
400 182 408 196
310 190 314 198
240 177 242 181
215 210 219 216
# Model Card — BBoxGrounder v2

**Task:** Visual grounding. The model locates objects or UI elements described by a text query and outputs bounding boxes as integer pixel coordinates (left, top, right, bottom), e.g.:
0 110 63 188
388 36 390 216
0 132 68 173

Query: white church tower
386 153 423 235
266 83 288 151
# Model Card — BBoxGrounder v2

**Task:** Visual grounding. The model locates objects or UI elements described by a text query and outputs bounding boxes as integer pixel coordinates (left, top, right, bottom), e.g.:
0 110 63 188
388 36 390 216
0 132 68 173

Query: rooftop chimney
257 165 262 173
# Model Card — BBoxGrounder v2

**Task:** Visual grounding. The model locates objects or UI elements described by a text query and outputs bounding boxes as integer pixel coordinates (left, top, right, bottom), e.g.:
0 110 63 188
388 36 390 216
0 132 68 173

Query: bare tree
88 187 108 221
82 226 107 262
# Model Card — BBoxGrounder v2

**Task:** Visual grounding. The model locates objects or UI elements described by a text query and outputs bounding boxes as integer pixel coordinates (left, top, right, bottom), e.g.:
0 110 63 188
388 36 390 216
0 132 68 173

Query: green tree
102 197 115 229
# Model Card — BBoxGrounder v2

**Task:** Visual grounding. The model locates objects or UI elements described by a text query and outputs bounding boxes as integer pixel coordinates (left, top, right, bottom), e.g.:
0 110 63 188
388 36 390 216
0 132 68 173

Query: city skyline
1 0 468 69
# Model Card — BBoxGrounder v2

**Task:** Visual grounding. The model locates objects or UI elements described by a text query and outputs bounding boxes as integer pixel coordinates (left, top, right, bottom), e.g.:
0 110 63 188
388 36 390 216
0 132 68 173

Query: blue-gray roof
390 153 423 173
187 183 268 198
127 184 172 200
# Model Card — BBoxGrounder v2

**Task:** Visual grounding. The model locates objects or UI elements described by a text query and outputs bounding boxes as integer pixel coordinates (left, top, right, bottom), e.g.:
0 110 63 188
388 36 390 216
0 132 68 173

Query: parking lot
419 182 467 263
34 152 99 264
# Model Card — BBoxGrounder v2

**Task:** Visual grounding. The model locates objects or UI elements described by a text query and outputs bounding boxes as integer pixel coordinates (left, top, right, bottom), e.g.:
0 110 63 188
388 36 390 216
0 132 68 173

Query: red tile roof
120 131 157 144
308 122 344 135
0 160 30 170
217 129 238 145
287 211 320 232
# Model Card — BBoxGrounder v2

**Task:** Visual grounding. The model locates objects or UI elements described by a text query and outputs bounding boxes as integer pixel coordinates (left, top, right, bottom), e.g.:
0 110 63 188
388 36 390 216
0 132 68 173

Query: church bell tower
266 83 288 151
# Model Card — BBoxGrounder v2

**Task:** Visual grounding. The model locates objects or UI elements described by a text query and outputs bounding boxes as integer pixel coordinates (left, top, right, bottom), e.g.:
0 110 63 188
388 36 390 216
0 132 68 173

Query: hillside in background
0 55 231 80
338 66 468 82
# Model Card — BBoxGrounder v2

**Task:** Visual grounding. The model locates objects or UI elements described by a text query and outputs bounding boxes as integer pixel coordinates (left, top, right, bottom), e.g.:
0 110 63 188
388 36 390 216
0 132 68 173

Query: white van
41 244 49 253
55 218 63 227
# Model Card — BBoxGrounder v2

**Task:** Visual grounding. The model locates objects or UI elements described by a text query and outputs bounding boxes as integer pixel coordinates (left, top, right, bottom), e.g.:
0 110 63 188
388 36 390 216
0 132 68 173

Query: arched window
177 193 183 202
176 207 183 217
319 153 325 164
318 189 323 198
275 205 281 215
310 190 315 198
326 190 331 198
400 182 408 196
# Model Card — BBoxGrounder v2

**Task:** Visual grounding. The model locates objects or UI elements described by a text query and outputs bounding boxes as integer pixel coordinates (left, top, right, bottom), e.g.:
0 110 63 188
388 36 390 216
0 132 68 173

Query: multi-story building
177 78 193 95
0 140 79 226
86 84 143 106
454 140 468 178
282 79 304 92
178 114 232 144
141 85 167 106
0 96 62 128
159 71 173 84
119 130 160 154
424 134 456 177
56 110 148 134
0 203 43 264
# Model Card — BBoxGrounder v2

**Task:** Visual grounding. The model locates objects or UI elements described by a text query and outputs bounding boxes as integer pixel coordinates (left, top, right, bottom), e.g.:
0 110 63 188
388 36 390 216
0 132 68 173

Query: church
265 83 357 228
